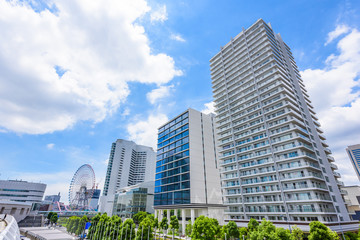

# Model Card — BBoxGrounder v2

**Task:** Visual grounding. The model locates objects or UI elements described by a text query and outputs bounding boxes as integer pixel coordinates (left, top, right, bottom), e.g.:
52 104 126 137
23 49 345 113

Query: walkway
20 227 76 240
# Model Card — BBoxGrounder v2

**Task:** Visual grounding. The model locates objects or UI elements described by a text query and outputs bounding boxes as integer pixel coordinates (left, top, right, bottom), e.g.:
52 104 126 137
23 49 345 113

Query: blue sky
0 0 360 203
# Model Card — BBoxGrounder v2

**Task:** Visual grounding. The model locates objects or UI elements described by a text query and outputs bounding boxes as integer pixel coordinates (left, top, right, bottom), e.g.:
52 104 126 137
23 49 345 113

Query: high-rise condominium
99 139 156 215
154 108 223 233
210 19 349 223
346 144 360 181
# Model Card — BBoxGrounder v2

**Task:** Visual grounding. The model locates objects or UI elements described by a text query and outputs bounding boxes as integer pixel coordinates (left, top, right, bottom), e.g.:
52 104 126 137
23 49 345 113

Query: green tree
291 226 303 240
75 215 88 236
247 218 259 232
238 227 248 239
276 227 291 240
47 212 55 220
220 225 228 240
160 217 169 238
66 216 76 233
109 215 122 239
191 215 219 240
227 221 239 240
136 217 154 240
93 213 110 239
133 211 148 224
249 219 278 240
152 218 159 239
185 220 192 239
50 213 58 225
213 218 221 237
170 215 180 237
87 213 101 240
119 219 136 240
308 221 339 240
345 232 357 240
344 232 358 240
70 217 80 234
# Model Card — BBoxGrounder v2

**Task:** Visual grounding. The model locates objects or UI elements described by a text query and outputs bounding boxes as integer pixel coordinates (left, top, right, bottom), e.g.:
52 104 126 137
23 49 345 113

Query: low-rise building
112 182 154 218
43 193 61 204
0 180 46 222
0 180 46 204
342 185 360 220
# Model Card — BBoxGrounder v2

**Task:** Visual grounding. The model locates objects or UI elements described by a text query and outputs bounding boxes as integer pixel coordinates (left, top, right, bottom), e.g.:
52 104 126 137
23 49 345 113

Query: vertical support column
190 209 195 224
174 209 178 217
167 209 171 234
181 209 186 235
167 209 171 220
159 210 163 221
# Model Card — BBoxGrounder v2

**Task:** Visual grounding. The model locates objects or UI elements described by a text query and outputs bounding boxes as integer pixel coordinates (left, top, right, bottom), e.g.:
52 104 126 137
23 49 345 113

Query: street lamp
337 215 346 240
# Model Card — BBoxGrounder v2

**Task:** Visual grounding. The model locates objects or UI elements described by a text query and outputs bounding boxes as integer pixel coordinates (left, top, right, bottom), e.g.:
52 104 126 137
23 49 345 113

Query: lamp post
337 215 346 240
280 215 291 233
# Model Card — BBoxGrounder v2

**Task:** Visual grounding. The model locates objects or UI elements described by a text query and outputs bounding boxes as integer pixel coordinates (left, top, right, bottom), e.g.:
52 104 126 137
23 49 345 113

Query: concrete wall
189 109 222 205
0 201 32 222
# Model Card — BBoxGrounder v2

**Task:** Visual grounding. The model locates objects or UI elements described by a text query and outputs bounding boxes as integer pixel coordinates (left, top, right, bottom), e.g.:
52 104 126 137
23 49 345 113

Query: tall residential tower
99 139 156 215
210 19 349 224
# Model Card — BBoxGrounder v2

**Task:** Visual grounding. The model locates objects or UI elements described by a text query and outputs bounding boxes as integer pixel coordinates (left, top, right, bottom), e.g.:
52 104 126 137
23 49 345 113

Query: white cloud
121 107 131 117
150 5 167 23
46 143 55 149
0 0 181 134
170 33 186 42
325 24 351 45
301 25 360 186
146 85 173 104
127 113 168 149
202 101 215 114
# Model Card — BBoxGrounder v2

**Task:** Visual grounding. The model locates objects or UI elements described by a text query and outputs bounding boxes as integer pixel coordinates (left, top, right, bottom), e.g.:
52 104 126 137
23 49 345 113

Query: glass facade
154 111 191 206
347 145 360 181
112 187 151 218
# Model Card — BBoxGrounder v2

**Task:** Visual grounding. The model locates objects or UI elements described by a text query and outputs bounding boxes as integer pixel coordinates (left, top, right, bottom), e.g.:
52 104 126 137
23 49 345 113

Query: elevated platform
20 227 76 240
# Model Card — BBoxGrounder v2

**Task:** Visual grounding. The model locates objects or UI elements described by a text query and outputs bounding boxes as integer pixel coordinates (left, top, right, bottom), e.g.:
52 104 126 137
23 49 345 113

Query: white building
154 108 224 233
346 144 360 181
0 180 46 222
341 186 360 220
99 139 156 215
210 19 350 225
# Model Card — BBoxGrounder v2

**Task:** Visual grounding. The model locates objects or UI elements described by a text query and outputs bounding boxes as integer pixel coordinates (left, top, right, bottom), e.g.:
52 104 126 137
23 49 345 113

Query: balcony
330 163 338 170
321 140 329 147
318 133 327 140
288 207 336 213
340 189 347 195
336 180 344 186
327 156 335 162
333 171 341 178
324 148 332 154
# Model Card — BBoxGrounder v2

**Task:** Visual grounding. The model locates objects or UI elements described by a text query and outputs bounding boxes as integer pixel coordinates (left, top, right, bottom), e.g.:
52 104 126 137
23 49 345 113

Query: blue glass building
154 108 224 233
154 111 190 205
347 144 360 181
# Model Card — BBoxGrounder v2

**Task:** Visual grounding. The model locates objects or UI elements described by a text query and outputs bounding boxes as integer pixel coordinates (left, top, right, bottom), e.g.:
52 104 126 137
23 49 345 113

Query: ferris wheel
68 164 95 210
